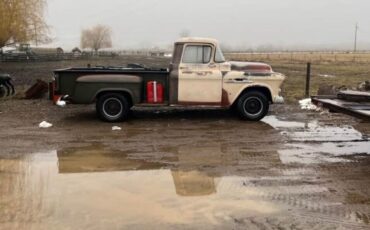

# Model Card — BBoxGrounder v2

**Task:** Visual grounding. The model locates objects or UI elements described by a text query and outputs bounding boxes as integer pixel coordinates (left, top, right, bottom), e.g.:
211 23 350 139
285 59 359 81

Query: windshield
215 46 226 63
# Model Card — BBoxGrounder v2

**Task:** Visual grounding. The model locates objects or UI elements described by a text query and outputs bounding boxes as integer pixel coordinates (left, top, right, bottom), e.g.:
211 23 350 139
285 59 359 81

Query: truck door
178 44 222 105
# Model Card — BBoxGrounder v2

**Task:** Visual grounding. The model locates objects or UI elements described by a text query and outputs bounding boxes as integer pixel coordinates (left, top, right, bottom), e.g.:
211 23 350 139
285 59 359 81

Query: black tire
96 93 130 122
237 91 269 121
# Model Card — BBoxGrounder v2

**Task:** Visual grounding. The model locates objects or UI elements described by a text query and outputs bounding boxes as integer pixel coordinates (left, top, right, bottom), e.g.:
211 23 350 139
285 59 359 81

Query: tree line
0 0 112 53
0 0 49 48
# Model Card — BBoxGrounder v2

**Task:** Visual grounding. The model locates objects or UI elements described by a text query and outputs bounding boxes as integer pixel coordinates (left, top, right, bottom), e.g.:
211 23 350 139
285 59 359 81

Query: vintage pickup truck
51 38 285 122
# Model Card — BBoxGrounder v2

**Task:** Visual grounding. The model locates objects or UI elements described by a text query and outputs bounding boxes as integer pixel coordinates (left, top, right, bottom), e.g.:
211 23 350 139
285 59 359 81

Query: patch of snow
299 98 319 111
39 121 53 128
112 126 122 131
274 96 285 104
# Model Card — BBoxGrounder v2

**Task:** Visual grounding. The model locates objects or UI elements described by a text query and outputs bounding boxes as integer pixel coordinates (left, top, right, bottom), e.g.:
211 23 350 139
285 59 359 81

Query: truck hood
229 61 273 74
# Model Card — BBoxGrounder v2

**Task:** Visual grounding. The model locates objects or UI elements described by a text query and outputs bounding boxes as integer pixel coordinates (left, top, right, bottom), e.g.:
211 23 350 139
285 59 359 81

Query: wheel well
96 91 133 107
233 86 272 106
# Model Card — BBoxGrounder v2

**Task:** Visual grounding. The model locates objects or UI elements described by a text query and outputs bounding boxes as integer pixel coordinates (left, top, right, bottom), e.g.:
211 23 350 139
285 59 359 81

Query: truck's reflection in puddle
58 145 219 197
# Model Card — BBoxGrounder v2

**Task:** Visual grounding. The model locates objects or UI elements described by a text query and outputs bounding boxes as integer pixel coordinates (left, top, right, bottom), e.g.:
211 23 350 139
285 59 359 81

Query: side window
182 45 212 64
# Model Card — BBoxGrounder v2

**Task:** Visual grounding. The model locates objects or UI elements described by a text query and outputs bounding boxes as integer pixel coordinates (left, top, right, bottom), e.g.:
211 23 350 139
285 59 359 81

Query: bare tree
0 0 50 48
81 25 112 53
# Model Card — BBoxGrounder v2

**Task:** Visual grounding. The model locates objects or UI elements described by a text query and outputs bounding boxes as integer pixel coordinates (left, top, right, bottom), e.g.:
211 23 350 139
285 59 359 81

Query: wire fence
225 52 370 64
0 50 169 62
0 53 91 62
2 51 370 64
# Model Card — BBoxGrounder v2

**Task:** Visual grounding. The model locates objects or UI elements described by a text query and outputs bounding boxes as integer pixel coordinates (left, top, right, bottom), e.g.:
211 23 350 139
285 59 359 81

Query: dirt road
0 98 370 229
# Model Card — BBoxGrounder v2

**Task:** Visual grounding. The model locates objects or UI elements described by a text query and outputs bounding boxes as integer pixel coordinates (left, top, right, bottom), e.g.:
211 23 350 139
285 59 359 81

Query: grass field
226 52 370 103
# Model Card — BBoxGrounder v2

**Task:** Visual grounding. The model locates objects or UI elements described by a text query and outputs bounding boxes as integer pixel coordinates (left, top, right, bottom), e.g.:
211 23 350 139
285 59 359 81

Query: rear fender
94 88 136 106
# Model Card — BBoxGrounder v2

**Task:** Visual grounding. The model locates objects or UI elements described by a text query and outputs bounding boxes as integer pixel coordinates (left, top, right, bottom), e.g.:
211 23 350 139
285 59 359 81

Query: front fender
232 83 273 104
223 71 285 106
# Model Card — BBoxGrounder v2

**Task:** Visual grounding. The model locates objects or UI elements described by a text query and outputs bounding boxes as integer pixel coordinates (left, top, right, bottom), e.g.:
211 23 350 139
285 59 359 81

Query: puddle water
262 116 370 164
0 147 281 229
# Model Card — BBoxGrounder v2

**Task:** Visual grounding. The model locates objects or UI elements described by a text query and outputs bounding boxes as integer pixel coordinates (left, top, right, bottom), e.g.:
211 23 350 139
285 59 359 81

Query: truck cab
169 38 231 106
53 37 285 122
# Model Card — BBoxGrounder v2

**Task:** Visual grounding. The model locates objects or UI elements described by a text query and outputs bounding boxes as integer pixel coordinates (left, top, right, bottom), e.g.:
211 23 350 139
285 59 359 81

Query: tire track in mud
220 115 370 228
216 176 370 228
232 215 370 230
164 174 369 228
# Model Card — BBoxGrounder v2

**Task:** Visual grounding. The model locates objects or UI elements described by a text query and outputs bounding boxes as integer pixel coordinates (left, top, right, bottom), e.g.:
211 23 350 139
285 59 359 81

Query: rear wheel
237 91 269 121
96 93 130 122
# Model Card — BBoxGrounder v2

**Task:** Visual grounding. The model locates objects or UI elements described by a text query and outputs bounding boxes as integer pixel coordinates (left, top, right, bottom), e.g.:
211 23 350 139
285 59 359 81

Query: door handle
208 63 217 68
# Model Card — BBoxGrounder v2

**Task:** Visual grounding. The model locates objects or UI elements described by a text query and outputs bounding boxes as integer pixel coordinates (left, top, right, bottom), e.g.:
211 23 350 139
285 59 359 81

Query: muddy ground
0 57 370 229
1 99 370 229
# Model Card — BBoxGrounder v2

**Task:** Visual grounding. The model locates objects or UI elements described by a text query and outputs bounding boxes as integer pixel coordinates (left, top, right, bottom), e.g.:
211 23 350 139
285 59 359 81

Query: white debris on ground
318 74 336 78
56 100 66 107
112 126 122 131
39 121 53 128
56 95 68 107
299 98 320 111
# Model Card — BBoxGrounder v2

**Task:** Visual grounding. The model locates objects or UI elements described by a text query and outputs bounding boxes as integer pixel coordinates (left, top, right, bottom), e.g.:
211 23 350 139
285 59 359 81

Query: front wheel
96 93 130 122
237 91 269 121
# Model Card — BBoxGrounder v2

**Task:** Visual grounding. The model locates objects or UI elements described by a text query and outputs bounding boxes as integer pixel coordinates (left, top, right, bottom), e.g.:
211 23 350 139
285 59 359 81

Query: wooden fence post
305 62 311 98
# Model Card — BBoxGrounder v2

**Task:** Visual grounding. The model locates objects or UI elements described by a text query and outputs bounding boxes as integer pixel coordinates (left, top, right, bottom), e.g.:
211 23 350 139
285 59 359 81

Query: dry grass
225 53 370 103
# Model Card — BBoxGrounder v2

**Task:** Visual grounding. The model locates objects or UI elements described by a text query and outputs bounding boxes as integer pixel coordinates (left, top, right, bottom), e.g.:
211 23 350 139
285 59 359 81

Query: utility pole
354 23 359 53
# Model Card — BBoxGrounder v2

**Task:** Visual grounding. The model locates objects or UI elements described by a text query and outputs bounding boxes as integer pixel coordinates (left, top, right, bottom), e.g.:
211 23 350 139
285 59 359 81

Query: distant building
149 51 165 57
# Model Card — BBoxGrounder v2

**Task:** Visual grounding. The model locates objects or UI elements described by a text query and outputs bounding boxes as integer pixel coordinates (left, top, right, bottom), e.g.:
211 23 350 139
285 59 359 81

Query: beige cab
172 37 285 120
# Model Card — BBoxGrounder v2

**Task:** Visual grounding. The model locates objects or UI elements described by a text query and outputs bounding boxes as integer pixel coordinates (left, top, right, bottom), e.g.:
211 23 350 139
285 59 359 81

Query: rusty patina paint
230 61 272 73
177 101 221 106
169 43 183 105
221 89 230 107
178 90 230 107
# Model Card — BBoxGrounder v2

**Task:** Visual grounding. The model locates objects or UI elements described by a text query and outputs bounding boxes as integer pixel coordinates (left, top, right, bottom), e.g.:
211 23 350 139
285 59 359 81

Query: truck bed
54 65 170 104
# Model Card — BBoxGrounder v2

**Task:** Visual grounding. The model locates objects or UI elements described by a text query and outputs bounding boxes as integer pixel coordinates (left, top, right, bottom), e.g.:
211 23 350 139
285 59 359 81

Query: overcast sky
46 0 370 50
